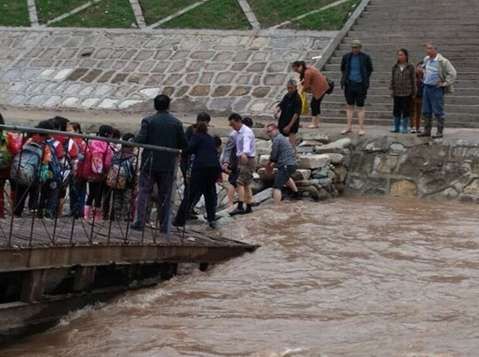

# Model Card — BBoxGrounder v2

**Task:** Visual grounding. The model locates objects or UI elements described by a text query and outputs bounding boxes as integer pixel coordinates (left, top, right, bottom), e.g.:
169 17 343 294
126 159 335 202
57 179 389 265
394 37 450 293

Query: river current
2 197 479 356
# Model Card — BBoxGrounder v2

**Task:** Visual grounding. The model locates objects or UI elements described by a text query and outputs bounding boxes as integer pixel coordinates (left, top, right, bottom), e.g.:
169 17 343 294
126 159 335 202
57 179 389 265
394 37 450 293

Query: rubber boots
418 116 432 137
83 205 92 220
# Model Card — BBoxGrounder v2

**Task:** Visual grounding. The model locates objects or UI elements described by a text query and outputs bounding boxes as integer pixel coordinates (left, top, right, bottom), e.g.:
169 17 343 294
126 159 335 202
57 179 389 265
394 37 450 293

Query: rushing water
2 197 479 357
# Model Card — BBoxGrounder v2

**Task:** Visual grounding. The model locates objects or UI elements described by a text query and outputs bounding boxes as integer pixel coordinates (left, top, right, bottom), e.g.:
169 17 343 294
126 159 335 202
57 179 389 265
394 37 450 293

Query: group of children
0 114 137 222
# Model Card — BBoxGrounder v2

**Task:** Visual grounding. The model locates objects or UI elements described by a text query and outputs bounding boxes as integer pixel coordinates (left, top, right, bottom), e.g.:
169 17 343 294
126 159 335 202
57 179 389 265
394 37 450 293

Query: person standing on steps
418 43 457 139
274 79 302 148
265 123 299 205
390 49 416 134
291 61 329 129
340 40 373 136
228 113 256 216
410 61 424 134
132 94 187 233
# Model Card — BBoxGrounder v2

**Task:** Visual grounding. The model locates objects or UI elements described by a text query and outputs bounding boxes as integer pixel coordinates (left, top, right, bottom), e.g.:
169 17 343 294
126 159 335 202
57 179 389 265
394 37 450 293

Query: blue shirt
348 54 363 83
423 56 440 85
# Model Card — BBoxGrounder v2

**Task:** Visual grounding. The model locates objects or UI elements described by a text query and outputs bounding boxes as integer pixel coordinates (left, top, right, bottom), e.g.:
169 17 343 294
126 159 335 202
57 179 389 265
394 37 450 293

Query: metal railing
0 124 183 249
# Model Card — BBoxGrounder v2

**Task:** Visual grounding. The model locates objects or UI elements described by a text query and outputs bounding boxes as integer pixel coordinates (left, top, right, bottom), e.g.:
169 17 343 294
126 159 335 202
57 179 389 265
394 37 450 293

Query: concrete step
355 18 479 26
318 116 479 129
323 63 479 72
342 39 479 46
321 72 478 88
322 100 479 114
346 29 477 39
337 43 479 52
319 109 479 123
322 70 479 81
327 57 479 67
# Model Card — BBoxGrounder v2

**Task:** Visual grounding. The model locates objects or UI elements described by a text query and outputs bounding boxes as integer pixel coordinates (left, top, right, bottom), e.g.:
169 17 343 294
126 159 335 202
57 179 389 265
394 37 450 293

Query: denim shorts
274 165 297 189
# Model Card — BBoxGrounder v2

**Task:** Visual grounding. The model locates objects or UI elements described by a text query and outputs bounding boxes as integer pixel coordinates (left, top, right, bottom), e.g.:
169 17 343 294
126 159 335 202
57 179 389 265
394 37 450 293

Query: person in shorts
265 123 299 205
228 113 256 216
340 40 373 136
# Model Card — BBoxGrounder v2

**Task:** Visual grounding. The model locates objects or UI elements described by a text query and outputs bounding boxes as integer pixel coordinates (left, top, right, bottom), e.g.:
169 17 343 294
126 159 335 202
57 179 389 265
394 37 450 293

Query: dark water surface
2 197 479 357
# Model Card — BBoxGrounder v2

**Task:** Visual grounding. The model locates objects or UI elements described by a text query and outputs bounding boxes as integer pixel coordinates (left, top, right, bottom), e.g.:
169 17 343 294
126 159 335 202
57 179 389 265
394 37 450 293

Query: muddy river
2 197 479 356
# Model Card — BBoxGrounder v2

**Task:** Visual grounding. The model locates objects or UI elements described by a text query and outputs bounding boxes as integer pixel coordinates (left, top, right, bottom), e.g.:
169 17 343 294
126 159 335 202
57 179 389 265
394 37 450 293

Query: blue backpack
10 142 43 186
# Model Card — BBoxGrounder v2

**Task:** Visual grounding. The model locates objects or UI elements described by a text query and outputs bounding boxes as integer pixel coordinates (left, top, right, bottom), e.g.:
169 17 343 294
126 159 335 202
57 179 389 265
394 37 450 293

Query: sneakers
410 128 417 134
130 222 144 231
208 221 217 229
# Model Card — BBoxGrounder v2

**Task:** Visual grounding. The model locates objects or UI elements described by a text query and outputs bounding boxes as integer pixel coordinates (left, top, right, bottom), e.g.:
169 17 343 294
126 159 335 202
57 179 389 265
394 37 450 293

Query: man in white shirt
228 113 256 216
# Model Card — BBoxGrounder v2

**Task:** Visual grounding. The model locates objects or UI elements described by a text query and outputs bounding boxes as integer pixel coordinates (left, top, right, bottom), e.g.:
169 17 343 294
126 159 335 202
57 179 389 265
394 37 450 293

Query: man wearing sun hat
340 39 373 136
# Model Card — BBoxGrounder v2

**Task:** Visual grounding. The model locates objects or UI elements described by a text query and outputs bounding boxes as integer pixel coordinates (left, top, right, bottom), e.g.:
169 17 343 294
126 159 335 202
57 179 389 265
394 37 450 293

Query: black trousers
174 167 219 226
393 96 412 118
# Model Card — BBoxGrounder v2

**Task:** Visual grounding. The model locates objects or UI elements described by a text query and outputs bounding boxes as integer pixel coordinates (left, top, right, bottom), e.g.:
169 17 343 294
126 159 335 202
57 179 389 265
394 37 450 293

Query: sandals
341 128 352 135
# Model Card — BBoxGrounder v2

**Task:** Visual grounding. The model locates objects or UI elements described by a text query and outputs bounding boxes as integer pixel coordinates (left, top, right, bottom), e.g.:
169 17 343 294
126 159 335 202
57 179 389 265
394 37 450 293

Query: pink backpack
77 140 113 182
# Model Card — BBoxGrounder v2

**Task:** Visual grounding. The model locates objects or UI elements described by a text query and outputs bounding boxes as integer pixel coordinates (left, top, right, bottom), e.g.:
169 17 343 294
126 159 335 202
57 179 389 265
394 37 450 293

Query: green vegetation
139 0 197 25
289 0 360 31
52 0 137 28
248 0 337 27
162 0 250 30
0 0 30 26
36 0 88 23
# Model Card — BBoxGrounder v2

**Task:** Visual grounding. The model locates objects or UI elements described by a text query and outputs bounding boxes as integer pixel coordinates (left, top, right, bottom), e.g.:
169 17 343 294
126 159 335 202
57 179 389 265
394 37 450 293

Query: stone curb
315 0 371 70
0 25 337 39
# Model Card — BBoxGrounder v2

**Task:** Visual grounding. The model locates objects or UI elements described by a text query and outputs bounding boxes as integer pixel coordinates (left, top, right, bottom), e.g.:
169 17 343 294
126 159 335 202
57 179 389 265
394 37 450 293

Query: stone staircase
320 0 479 128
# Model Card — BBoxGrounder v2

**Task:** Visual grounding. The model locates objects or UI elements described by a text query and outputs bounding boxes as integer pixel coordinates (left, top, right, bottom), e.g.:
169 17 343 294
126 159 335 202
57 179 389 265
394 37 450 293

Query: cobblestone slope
0 28 336 116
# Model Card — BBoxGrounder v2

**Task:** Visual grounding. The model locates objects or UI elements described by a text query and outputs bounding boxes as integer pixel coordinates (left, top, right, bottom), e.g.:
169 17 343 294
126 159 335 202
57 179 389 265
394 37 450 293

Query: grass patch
248 0 337 27
162 0 250 30
289 0 360 31
36 0 88 23
52 0 137 28
139 0 198 25
0 0 30 26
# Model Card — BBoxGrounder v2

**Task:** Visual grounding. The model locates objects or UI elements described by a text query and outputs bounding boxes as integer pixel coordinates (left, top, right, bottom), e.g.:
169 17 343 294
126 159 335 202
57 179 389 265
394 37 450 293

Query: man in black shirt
132 95 187 234
275 79 302 147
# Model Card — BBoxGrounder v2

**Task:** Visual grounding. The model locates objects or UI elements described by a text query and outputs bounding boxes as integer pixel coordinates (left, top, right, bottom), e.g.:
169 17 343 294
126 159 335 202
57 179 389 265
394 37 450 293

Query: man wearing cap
340 40 373 136
418 43 457 139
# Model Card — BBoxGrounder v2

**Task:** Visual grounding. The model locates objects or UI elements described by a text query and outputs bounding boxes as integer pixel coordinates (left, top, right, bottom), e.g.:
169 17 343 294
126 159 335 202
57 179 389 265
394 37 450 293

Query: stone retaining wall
346 136 479 203
0 28 336 116
250 132 479 205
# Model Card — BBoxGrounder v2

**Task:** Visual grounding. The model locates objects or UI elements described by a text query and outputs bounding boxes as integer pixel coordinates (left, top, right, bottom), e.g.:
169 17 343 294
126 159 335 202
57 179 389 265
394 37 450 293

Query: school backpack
77 140 111 182
106 153 135 190
10 142 43 186
0 133 12 170
45 140 64 184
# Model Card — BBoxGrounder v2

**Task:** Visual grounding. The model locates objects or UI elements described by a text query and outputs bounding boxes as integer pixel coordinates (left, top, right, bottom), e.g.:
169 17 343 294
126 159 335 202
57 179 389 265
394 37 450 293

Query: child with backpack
67 122 87 219
0 114 21 218
49 116 79 217
78 125 114 222
11 120 56 217
105 133 137 221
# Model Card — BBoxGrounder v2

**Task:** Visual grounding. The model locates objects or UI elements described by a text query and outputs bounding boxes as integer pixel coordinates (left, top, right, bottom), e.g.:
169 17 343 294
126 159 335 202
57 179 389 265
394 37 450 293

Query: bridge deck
0 216 257 272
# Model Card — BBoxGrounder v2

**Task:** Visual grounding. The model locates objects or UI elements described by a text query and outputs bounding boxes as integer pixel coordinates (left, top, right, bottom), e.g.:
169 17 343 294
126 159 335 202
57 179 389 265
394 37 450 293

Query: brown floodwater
2 197 479 357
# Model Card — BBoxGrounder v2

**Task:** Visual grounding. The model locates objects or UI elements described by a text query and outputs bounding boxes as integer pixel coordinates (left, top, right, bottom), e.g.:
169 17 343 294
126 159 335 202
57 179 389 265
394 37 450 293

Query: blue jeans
422 84 445 119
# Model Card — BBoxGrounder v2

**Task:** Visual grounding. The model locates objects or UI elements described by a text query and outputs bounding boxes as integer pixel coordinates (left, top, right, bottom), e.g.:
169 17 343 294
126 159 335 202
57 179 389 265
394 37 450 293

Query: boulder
326 153 344 165
256 140 272 156
253 188 273 204
292 169 311 181
258 154 270 167
390 180 417 198
300 132 329 144
315 138 352 154
331 165 348 183
298 154 331 170
464 178 479 196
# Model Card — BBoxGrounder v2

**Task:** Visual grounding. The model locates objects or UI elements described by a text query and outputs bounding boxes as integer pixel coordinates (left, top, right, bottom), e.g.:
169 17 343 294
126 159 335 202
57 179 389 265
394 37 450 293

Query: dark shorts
310 95 325 116
273 165 297 190
279 119 300 136
344 82 367 107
